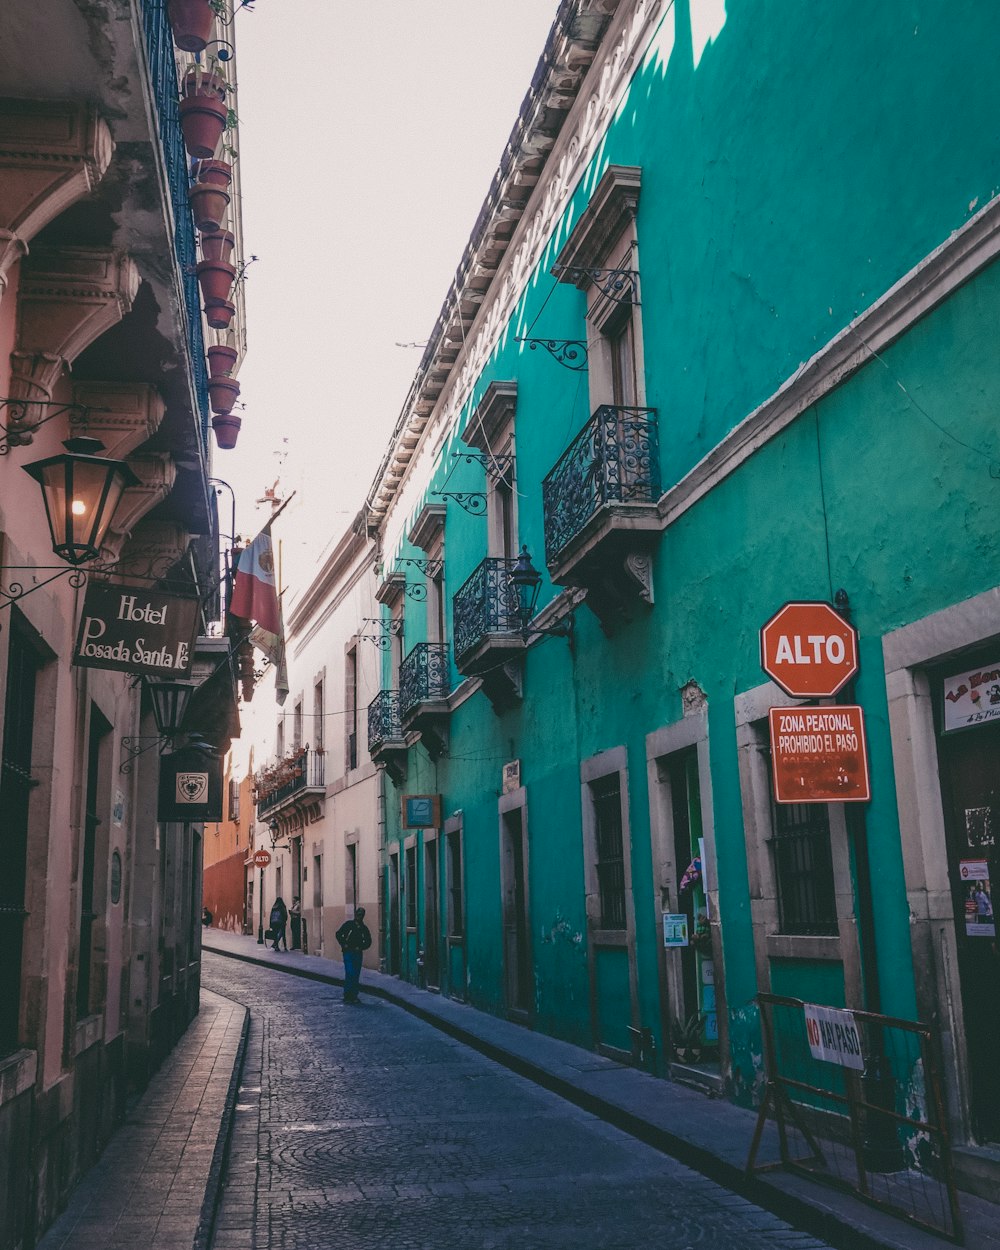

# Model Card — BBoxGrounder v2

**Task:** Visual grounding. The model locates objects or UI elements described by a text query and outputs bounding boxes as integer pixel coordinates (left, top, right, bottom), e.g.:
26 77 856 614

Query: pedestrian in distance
201 906 213 928
336 906 372 1003
289 895 302 949
269 896 288 951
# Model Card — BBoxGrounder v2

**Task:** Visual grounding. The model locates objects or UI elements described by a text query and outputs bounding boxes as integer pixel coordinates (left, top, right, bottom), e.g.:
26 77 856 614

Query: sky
226 1 559 595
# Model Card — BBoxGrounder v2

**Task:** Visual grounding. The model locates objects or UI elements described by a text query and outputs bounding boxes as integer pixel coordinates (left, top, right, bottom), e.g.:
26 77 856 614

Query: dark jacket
270 899 288 926
336 918 372 954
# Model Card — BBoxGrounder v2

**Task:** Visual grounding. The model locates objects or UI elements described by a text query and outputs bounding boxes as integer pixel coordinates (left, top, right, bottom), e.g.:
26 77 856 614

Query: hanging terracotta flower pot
208 343 238 377
181 67 228 101
168 0 215 52
204 298 236 330
197 259 236 305
193 158 232 188
179 96 228 160
200 229 235 264
212 414 242 450
188 182 230 232
209 376 240 415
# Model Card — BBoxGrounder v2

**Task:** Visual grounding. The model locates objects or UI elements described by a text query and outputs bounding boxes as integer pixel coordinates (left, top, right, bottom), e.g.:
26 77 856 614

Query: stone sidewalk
36 989 247 1250
204 928 1000 1250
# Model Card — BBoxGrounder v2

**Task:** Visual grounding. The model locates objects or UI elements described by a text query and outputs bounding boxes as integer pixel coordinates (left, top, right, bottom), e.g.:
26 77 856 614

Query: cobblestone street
203 953 831 1250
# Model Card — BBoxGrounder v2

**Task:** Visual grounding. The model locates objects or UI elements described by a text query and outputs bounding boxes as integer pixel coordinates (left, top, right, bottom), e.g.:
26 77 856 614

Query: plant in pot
189 181 231 233
178 68 230 159
192 158 232 188
207 343 238 377
167 0 220 52
203 297 236 330
212 414 241 450
208 374 240 415
201 229 236 264
690 914 713 956
670 1011 704 1064
197 257 236 306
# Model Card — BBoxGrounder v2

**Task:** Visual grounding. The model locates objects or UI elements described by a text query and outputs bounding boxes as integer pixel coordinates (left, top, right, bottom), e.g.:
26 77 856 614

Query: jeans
343 950 362 1001
272 923 287 951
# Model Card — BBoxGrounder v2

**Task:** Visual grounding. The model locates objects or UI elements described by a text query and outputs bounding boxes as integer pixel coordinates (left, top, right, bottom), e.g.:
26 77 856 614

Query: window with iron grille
591 773 626 929
228 777 240 822
770 795 838 936
446 829 464 938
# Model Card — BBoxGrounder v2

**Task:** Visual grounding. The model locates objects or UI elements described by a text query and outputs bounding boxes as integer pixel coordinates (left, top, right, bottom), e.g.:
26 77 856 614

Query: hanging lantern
23 436 139 566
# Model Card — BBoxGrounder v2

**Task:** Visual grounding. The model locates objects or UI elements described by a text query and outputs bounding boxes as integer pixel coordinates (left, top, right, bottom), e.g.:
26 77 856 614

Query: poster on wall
942 663 1000 732
960 859 995 937
662 913 689 947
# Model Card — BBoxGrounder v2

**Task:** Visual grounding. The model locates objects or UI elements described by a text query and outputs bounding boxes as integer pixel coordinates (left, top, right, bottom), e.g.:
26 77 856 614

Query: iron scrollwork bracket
514 337 589 372
550 264 639 304
0 565 87 618
120 735 166 774
393 558 442 599
360 633 392 650
450 451 515 482
0 398 94 455
431 490 487 515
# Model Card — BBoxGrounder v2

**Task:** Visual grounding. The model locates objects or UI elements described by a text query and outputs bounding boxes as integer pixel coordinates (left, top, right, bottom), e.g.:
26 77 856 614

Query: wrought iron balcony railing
256 748 325 819
542 405 659 566
400 643 450 718
453 557 522 667
139 0 210 447
368 690 403 752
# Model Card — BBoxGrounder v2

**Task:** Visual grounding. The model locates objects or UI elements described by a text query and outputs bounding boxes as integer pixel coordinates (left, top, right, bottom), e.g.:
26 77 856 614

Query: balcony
255 747 325 837
367 690 408 785
542 404 661 631
400 643 450 758
453 557 525 712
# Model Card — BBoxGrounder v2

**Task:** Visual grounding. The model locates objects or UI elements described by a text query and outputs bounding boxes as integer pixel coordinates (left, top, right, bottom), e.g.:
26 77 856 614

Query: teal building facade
363 0 1000 1182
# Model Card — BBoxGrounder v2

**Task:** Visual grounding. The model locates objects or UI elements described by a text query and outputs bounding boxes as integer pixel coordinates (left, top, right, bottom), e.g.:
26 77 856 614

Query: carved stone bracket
101 456 179 565
0 100 114 298
72 381 166 461
480 658 524 715
582 548 656 637
8 247 140 444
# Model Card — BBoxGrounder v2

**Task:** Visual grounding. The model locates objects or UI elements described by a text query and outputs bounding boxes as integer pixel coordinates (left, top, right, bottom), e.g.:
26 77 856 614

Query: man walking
336 906 372 1004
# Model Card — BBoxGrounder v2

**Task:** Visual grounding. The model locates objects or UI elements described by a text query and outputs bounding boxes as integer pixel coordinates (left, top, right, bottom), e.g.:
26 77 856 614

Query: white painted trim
659 196 1000 530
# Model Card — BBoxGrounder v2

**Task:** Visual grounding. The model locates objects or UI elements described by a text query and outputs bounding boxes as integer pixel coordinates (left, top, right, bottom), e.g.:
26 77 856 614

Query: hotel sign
74 585 199 678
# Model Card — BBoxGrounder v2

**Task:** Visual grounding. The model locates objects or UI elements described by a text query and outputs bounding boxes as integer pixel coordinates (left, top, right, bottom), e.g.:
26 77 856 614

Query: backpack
270 903 283 926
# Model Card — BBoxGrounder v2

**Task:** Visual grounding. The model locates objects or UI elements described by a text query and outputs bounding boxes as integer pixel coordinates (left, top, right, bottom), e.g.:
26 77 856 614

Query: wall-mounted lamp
509 546 573 642
268 817 281 849
120 678 199 773
23 436 139 566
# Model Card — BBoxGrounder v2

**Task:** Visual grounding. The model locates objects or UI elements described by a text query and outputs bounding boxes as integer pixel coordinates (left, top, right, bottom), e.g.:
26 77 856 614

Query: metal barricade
747 993 963 1242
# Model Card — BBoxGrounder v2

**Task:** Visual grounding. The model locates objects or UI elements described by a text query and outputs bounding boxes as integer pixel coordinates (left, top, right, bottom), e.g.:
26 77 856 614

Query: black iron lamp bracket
362 617 402 635
0 398 97 454
0 565 87 612
392 558 443 600
450 451 514 483
514 338 589 372
550 264 640 305
119 735 167 773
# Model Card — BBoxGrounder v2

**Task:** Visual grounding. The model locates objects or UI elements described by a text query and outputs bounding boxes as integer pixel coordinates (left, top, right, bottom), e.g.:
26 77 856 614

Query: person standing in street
289 896 302 949
269 896 288 952
336 906 372 1003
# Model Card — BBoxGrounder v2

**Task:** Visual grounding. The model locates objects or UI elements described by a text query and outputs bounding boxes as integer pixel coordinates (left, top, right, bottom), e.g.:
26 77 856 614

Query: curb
193 997 250 1250
203 943 917 1250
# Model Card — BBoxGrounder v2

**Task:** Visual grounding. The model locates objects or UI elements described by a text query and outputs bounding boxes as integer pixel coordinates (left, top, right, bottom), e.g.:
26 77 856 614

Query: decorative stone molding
101 455 178 564
554 164 641 281
0 100 114 297
459 381 518 453
8 247 140 443
71 382 166 461
407 504 446 553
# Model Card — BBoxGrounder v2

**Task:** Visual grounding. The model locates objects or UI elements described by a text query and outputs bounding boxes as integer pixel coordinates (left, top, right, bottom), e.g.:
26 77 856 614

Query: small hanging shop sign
74 584 199 678
942 663 1000 733
769 705 870 803
158 745 222 822
662 913 689 947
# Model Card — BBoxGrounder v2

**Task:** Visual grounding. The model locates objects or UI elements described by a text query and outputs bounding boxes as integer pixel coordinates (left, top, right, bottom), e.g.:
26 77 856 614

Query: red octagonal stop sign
252 848 272 868
760 601 858 698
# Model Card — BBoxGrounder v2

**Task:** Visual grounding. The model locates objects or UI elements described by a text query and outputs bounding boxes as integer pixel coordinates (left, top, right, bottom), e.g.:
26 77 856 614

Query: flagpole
263 489 296 532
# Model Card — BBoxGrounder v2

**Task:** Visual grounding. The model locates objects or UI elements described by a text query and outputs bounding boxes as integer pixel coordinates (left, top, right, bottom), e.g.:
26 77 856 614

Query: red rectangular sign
769 705 871 804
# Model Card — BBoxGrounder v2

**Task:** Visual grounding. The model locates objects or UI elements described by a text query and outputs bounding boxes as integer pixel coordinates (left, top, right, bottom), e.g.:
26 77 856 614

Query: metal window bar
138 0 210 446
748 993 963 1241
452 557 522 665
255 748 326 819
400 643 450 717
542 405 659 566
367 689 402 751
592 774 626 930
770 799 838 936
